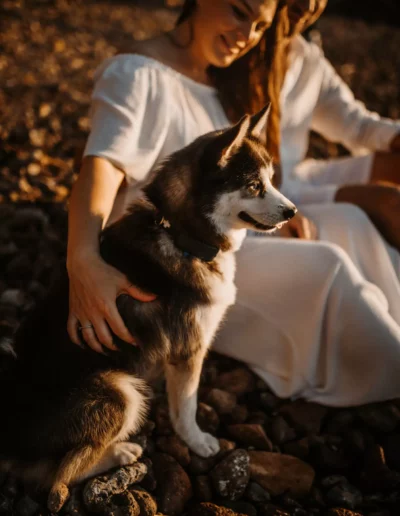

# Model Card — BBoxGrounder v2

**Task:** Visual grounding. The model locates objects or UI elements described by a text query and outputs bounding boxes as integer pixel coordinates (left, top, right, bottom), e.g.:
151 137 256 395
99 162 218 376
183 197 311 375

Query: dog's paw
48 483 70 513
111 442 143 467
189 432 220 458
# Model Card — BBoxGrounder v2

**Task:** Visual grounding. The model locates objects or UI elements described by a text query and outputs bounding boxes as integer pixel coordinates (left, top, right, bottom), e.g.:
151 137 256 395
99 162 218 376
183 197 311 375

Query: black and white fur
0 106 296 511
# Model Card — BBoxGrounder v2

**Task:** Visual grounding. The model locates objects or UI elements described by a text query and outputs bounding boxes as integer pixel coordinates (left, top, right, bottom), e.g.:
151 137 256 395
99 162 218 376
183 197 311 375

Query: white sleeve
83 56 172 182
281 174 338 205
311 53 400 154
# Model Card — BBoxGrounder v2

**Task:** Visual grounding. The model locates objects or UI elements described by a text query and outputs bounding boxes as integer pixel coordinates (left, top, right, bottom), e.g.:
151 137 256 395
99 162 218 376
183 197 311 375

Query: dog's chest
195 253 237 347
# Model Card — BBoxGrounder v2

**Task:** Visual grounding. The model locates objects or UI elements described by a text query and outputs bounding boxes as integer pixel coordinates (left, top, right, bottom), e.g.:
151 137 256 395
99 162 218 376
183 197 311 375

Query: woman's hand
390 132 400 153
277 211 318 240
67 251 156 354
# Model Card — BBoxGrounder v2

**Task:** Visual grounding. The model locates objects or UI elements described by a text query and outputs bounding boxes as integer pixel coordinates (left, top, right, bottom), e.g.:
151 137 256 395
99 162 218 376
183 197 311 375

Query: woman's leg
302 202 400 324
295 154 400 251
370 151 400 185
213 237 400 407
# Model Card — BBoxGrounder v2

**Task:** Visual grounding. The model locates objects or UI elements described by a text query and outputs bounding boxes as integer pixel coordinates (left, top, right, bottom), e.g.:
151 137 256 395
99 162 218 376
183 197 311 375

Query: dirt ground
0 0 399 203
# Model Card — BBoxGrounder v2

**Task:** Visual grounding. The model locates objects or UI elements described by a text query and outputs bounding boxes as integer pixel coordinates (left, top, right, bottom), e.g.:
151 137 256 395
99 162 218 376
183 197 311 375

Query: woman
67 0 400 406
275 0 400 250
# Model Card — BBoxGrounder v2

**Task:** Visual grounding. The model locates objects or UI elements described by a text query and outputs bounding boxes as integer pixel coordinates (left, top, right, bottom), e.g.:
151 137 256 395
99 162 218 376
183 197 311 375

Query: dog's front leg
165 349 220 458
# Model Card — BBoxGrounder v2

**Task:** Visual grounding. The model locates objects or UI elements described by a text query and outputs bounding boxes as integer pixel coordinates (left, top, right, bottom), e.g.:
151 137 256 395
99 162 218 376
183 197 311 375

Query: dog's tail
0 322 17 372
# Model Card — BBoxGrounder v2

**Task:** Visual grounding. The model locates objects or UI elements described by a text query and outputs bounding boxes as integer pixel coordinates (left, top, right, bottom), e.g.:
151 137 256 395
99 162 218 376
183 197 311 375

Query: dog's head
145 105 296 238
197 105 297 234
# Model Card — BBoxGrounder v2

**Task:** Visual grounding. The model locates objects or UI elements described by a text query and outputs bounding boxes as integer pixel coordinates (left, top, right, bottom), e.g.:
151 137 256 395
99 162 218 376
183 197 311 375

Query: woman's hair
177 0 290 164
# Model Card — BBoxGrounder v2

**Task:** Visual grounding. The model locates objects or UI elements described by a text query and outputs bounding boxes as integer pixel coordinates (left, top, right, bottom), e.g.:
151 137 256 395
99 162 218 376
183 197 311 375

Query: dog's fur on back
0 106 296 511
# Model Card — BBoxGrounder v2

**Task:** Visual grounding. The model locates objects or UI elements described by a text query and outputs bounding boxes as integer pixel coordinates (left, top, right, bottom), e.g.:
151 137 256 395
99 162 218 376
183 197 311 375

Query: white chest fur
196 251 237 348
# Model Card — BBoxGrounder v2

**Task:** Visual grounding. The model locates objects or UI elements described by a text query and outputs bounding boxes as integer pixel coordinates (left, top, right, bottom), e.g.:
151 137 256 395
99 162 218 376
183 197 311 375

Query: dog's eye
248 183 261 195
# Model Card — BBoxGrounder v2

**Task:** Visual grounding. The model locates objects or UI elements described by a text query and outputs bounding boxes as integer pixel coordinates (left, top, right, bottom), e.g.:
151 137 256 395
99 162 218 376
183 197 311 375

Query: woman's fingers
80 325 105 354
67 312 81 346
106 303 137 345
90 318 118 351
122 283 156 302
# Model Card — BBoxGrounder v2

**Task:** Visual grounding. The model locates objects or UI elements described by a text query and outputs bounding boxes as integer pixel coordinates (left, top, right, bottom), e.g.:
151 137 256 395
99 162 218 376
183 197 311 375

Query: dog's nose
282 207 297 221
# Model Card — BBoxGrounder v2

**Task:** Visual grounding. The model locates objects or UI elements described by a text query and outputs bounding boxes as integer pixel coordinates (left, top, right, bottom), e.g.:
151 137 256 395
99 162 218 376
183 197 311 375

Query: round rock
210 449 250 500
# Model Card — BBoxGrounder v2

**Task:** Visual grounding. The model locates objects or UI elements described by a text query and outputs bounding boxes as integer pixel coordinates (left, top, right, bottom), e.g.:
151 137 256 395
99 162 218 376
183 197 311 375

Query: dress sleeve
280 174 338 205
83 56 172 182
311 51 400 155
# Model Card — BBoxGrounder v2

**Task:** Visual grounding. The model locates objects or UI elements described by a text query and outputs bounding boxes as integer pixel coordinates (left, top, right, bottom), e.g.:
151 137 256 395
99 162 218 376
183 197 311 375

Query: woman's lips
220 35 240 56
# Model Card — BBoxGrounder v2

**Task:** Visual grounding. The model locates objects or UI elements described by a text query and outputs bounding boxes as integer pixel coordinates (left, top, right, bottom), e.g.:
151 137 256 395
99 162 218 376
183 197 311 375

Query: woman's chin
209 51 237 68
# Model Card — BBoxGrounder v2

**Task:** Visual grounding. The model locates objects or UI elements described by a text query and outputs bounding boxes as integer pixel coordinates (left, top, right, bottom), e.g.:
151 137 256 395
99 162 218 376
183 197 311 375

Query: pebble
194 476 213 502
14 495 40 516
357 403 400 433
210 449 250 500
227 424 273 451
129 488 157 516
278 401 328 435
268 416 297 445
190 502 246 515
156 435 190 467
197 402 220 434
215 368 256 395
244 481 271 503
205 389 237 416
325 482 362 510
248 451 315 496
83 463 147 512
152 452 193 515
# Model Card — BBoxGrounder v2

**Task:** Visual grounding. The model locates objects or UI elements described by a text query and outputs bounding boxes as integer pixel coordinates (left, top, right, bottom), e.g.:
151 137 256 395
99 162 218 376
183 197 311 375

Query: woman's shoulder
93 52 172 84
290 35 324 62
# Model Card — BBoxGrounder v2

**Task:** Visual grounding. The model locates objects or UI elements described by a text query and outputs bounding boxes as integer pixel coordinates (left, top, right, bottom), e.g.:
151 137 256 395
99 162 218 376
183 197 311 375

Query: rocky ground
1 1 400 515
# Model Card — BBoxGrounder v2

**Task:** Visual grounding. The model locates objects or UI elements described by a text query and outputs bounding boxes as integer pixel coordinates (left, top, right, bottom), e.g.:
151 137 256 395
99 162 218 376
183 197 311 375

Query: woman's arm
67 156 155 353
67 156 123 263
311 50 400 154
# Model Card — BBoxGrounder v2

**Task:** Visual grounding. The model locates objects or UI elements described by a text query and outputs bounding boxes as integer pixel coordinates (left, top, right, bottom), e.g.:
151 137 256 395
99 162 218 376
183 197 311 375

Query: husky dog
0 105 296 511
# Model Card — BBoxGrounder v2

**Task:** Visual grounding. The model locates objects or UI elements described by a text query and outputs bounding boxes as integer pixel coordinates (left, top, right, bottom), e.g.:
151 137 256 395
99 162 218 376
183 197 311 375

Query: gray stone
357 403 400 433
325 481 362 510
210 449 250 500
244 481 271 503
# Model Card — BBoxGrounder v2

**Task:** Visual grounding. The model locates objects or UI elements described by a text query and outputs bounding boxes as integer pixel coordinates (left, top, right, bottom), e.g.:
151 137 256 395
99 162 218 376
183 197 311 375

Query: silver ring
79 324 94 330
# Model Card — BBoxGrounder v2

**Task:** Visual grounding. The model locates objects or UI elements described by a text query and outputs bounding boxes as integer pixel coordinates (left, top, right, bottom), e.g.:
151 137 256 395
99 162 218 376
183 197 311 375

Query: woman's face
192 0 279 67
286 0 328 35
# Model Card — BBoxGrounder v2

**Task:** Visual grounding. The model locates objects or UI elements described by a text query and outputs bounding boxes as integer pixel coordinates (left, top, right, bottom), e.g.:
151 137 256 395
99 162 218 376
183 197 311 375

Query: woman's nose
234 21 254 47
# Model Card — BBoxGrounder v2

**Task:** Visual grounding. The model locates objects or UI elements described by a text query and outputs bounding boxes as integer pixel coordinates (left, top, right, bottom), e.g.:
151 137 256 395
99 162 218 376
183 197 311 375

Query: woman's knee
313 241 352 269
335 202 372 228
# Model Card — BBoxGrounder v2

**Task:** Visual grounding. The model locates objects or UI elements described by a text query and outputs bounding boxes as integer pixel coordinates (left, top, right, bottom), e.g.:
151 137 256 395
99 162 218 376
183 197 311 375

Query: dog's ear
218 115 250 168
248 104 270 146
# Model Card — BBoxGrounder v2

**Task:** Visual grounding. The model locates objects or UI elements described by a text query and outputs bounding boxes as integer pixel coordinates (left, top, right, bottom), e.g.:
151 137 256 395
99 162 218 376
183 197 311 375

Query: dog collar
155 214 219 262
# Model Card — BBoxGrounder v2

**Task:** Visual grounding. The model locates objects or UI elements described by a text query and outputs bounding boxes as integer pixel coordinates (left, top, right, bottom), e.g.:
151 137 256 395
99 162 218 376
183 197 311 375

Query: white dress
84 50 400 406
